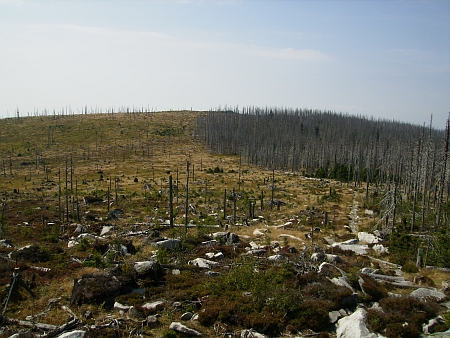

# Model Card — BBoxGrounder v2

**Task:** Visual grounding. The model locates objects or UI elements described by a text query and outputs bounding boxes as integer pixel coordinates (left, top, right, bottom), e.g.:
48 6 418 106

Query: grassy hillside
0 112 448 338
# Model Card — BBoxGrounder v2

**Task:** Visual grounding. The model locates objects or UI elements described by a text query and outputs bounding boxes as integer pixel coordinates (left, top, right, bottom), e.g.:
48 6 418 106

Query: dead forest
0 109 450 338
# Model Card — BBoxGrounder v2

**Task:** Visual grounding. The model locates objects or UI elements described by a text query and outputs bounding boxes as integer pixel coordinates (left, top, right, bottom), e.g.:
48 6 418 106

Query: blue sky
0 0 449 127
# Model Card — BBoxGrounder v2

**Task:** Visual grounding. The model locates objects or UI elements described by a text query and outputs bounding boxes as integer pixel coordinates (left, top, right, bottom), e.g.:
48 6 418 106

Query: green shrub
401 260 419 273
161 330 178 338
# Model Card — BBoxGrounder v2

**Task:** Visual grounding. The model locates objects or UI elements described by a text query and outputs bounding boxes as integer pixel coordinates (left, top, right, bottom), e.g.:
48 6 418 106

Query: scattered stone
365 209 375 216
180 312 194 321
267 254 284 261
311 252 326 263
74 224 86 233
211 232 240 244
153 239 182 250
144 315 159 327
358 232 380 244
114 302 131 311
241 329 267 338
331 240 368 255
83 310 93 320
361 268 378 275
67 240 78 248
201 239 218 246
57 330 86 338
326 254 341 264
329 310 344 324
128 306 144 319
205 252 225 260
189 258 219 269
336 307 377 338
109 208 125 220
100 226 115 236
253 229 266 236
141 300 165 312
372 244 389 255
0 239 13 248
410 288 446 302
133 261 164 282
205 271 220 277
169 322 202 336
423 316 445 334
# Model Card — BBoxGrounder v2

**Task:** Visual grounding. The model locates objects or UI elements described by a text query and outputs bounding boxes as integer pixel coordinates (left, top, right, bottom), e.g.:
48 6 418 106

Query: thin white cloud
2 23 331 63
389 48 434 60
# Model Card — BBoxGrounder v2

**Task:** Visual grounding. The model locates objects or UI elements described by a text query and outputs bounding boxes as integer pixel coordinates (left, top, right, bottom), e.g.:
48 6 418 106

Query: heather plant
367 296 440 338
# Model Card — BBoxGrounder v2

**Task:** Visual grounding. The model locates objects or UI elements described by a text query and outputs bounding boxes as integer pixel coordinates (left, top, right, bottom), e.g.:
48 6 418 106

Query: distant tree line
195 106 450 266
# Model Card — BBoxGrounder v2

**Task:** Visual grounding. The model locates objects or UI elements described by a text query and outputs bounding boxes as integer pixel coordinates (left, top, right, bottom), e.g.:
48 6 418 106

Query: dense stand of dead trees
195 107 450 235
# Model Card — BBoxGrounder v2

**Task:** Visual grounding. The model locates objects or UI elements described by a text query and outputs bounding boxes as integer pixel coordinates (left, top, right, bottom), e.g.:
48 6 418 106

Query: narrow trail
349 190 360 233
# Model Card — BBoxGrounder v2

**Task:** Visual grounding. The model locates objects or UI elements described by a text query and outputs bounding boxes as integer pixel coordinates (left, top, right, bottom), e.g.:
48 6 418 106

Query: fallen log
42 318 80 338
1 316 58 330
0 316 80 337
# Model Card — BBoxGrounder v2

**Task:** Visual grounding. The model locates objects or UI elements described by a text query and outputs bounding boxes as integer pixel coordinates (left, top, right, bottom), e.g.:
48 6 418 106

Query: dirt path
349 191 360 233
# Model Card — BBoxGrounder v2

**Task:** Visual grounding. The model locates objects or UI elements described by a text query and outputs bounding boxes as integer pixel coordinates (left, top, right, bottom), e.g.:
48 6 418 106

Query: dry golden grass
3 111 432 336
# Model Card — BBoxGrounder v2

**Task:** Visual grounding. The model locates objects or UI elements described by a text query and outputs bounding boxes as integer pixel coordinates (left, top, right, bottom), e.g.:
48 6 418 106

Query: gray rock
326 254 341 264
205 252 225 260
169 322 202 336
212 232 239 244
74 224 87 233
128 306 144 319
144 315 159 327
410 288 446 302
56 330 86 338
358 232 380 244
268 254 284 261
329 310 344 324
241 329 268 338
0 239 13 248
8 331 34 338
153 238 182 250
100 225 115 236
372 244 389 255
311 252 326 263
133 261 164 281
83 310 93 319
180 311 194 321
189 258 218 269
423 316 445 334
205 271 220 277
114 302 131 311
141 300 165 312
336 308 378 338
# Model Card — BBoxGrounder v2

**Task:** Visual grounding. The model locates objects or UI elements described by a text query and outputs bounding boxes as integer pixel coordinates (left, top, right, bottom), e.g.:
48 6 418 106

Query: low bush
359 275 388 302
401 260 419 273
367 296 440 338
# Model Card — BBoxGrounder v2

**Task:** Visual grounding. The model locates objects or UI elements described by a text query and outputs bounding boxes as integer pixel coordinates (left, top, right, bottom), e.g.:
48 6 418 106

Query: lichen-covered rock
133 261 164 283
336 308 378 338
152 239 182 250
410 287 446 302
169 322 202 336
